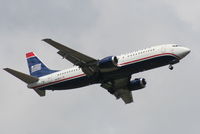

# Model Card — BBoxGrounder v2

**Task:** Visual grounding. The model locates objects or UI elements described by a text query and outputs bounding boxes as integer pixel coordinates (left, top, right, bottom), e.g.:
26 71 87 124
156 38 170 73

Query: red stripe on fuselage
32 53 179 89
119 53 180 66
32 73 86 89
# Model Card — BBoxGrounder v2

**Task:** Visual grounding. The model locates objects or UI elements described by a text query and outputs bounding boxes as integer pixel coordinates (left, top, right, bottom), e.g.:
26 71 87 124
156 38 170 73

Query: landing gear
107 88 114 94
169 64 174 70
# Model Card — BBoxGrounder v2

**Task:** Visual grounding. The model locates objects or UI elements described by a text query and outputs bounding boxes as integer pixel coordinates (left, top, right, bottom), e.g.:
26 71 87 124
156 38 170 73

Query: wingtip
3 68 9 71
3 68 13 73
42 38 52 42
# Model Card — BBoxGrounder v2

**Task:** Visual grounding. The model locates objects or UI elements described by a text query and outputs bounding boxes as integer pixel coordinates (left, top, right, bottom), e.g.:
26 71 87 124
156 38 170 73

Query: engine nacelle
128 78 147 91
98 56 118 72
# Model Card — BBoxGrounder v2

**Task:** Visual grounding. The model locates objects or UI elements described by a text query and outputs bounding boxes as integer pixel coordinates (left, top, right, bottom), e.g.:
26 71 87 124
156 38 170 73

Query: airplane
4 39 191 104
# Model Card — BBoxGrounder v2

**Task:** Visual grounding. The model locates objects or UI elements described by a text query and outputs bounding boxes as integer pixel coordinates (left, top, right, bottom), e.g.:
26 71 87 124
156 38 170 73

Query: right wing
43 39 98 75
101 77 134 104
114 89 133 104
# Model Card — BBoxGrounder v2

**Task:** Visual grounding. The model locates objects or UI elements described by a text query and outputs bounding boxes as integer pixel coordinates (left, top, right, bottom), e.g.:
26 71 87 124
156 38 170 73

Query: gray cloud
1 0 200 134
0 0 98 35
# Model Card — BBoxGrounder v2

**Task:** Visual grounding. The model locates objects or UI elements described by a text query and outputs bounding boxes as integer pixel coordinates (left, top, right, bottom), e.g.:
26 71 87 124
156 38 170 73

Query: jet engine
128 78 147 91
98 56 118 72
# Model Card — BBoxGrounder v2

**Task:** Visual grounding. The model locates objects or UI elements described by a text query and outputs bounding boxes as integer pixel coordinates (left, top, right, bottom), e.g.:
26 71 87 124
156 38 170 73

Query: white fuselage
28 44 190 90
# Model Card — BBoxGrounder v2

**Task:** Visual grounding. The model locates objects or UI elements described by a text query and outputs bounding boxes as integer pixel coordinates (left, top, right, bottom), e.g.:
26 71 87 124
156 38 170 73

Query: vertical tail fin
26 52 58 77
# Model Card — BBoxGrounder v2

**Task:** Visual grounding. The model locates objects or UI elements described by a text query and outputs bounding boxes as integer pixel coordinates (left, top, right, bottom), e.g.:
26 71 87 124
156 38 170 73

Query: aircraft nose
178 47 191 59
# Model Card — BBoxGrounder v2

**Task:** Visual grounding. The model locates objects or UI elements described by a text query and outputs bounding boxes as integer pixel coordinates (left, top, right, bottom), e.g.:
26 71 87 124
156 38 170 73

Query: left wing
43 39 98 76
101 77 133 104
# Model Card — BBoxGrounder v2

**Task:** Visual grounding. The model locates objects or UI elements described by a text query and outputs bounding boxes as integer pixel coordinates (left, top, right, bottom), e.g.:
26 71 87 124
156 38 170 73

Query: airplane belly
122 55 177 73
44 75 93 90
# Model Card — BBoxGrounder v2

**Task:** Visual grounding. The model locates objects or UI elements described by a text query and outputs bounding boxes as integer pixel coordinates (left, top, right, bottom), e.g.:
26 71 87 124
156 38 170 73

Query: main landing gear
169 64 174 70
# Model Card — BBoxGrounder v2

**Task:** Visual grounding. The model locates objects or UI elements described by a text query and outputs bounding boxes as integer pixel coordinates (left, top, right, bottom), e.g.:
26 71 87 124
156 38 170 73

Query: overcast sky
1 0 200 134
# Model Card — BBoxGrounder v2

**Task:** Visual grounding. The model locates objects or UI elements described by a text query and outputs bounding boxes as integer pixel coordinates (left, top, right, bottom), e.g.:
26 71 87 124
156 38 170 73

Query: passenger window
172 45 178 47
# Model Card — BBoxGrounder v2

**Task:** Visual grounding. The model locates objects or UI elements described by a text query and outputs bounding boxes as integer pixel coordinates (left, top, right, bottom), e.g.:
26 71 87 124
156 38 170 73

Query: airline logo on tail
31 63 41 73
26 52 58 77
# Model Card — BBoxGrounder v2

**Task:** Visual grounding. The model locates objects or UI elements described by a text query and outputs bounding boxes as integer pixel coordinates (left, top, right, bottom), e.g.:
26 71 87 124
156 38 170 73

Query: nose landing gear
169 64 174 70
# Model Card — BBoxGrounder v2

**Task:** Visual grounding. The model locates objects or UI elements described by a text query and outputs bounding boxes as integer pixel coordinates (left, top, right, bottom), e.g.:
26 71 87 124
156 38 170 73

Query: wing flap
115 89 133 104
101 76 134 104
57 50 84 66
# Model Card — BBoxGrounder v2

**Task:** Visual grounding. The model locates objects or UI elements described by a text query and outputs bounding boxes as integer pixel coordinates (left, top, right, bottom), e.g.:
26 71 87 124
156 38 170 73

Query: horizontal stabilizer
34 89 45 97
4 68 39 84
